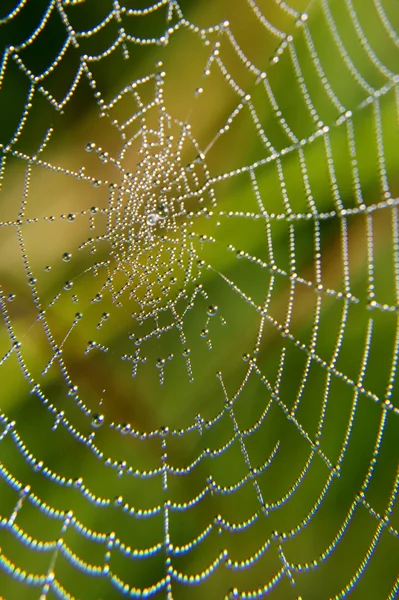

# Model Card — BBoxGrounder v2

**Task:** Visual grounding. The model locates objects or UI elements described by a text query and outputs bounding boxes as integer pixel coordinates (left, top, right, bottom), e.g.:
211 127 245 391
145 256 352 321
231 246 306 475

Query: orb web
0 1 399 599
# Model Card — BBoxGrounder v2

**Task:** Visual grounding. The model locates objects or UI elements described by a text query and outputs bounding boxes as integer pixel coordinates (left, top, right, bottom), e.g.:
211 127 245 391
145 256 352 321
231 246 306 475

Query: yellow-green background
0 0 398 598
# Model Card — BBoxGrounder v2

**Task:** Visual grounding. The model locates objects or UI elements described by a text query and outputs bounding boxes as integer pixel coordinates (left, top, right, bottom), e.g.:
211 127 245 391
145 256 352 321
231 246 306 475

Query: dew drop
157 204 169 219
62 252 72 262
146 213 159 226
121 422 131 435
182 348 191 357
7 293 15 302
200 328 209 338
67 213 76 222
207 305 218 316
159 425 169 437
85 142 95 152
156 358 166 368
33 460 44 472
63 281 73 291
91 413 105 428
28 277 36 286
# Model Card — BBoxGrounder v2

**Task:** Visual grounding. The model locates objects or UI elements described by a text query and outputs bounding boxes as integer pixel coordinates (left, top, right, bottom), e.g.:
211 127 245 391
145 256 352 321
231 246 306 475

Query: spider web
0 0 399 598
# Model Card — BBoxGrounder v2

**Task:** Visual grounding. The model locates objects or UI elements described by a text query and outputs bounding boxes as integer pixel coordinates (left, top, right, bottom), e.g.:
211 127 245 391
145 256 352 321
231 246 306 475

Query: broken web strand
0 0 398 599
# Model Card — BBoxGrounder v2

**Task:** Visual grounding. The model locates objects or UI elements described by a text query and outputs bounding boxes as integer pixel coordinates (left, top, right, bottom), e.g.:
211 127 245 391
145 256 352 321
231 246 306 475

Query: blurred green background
0 0 399 598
